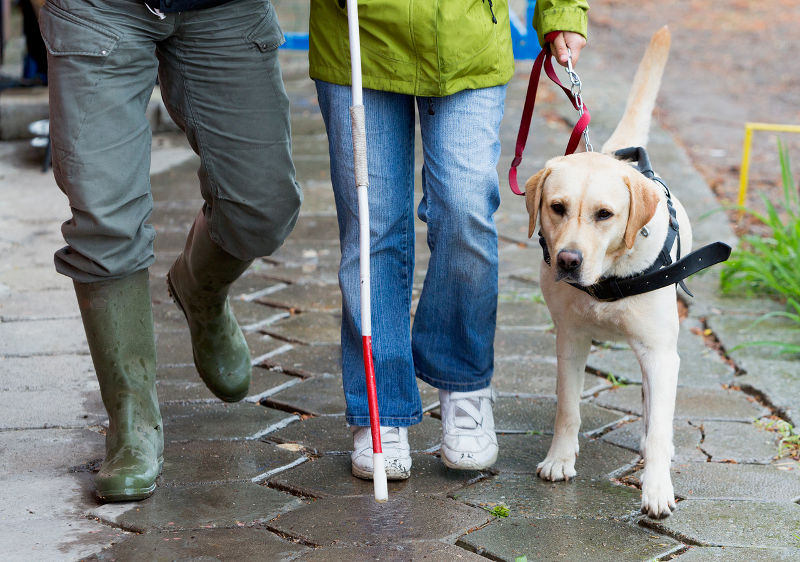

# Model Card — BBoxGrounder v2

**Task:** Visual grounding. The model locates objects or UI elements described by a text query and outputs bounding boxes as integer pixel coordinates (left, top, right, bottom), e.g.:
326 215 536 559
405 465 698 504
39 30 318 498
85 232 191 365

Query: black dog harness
539 147 732 302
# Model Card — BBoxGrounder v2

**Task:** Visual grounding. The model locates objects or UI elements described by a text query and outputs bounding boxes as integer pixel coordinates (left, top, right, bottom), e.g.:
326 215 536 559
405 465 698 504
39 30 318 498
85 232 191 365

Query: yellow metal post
738 122 800 208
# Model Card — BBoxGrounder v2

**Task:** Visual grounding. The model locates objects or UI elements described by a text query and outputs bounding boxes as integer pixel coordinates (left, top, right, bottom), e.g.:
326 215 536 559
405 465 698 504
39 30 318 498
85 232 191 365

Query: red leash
508 44 592 196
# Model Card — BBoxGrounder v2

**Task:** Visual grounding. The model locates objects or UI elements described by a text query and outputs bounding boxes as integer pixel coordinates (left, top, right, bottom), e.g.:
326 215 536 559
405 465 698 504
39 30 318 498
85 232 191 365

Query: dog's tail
601 26 671 153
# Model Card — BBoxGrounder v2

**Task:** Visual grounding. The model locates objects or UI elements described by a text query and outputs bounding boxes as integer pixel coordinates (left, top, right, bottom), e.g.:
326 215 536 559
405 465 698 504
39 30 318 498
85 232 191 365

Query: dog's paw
640 474 676 519
536 455 577 482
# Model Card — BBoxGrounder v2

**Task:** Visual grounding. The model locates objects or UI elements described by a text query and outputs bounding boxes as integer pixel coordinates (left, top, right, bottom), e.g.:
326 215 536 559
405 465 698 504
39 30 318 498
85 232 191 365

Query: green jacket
308 0 589 97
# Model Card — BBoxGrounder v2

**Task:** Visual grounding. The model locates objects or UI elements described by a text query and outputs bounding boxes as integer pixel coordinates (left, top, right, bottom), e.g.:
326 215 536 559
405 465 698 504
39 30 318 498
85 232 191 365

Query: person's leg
316 80 421 428
155 0 302 400
39 0 168 499
316 80 419 479
414 85 507 469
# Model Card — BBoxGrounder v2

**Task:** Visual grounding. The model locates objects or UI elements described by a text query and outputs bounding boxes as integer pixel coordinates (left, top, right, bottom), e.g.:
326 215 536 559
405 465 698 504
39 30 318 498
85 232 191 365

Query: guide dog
524 27 688 518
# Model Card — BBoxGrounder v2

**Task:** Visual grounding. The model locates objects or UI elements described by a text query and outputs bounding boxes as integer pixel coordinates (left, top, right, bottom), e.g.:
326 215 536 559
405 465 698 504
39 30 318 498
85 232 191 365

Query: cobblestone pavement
1 3 800 561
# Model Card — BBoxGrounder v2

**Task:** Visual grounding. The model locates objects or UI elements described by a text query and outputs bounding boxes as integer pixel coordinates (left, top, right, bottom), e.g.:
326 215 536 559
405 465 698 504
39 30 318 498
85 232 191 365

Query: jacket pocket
39 2 120 57
245 3 285 52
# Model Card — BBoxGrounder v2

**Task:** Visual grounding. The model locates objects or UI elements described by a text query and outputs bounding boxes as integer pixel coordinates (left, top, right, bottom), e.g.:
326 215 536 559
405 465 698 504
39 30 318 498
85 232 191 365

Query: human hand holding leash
549 31 586 66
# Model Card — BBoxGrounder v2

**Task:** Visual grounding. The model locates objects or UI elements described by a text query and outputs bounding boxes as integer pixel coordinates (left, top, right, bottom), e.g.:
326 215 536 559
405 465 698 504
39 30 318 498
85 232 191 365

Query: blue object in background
279 1 541 61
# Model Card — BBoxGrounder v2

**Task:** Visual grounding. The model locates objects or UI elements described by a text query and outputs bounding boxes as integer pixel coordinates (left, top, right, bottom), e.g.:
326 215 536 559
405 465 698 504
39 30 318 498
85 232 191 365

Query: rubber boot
167 212 253 402
74 269 164 502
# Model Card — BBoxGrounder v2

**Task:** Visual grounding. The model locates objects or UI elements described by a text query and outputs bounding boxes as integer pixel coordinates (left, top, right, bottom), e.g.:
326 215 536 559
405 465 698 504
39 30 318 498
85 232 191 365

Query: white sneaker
351 425 412 480
439 386 498 470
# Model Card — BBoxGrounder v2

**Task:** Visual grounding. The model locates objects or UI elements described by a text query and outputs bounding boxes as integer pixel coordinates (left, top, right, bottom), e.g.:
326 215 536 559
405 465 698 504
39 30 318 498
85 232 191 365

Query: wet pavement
1 2 800 560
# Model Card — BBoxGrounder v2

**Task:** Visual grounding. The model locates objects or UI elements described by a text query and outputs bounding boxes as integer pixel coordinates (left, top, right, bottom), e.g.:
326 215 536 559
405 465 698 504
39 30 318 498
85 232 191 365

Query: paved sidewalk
1 8 799 562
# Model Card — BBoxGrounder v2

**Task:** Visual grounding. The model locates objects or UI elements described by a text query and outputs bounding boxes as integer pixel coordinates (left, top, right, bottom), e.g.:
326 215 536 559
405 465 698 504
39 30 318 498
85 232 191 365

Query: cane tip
372 453 389 502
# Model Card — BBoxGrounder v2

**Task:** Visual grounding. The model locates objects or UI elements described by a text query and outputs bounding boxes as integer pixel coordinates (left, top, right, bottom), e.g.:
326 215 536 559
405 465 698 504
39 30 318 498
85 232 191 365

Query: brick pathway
1 3 799 560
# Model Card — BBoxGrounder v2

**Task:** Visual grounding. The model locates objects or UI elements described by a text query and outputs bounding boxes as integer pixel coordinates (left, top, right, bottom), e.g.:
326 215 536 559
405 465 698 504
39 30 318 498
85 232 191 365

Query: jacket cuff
533 4 589 47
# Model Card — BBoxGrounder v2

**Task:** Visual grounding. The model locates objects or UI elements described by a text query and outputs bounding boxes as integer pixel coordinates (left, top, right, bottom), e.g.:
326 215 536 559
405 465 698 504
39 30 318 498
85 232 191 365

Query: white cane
346 0 388 503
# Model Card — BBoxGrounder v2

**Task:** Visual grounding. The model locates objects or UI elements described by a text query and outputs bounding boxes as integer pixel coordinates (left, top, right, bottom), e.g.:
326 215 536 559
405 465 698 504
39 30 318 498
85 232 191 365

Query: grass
720 140 800 355
487 504 510 518
754 417 800 461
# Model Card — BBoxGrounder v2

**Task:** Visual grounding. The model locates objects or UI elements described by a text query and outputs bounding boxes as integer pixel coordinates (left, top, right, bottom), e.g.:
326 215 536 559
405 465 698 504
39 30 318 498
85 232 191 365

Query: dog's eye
551 203 566 216
595 209 614 221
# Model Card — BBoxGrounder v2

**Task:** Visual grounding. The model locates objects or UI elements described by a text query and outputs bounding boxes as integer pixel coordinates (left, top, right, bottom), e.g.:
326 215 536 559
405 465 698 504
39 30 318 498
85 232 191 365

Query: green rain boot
167 212 253 402
74 269 164 502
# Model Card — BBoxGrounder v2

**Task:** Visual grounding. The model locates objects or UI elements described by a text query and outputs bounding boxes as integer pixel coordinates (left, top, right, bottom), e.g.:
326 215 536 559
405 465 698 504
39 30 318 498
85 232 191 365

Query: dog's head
525 152 661 286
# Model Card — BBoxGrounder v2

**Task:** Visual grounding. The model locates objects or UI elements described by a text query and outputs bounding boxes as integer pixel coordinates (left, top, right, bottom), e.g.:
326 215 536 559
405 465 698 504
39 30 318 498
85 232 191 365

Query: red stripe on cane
362 335 382 454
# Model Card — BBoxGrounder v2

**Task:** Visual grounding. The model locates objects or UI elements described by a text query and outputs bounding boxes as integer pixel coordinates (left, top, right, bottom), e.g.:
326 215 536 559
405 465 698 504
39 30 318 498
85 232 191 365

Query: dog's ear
623 175 661 249
525 168 550 238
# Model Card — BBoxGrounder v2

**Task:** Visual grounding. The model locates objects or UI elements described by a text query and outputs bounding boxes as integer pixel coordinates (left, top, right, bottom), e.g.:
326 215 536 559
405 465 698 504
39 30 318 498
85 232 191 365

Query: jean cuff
346 414 423 428
415 369 493 392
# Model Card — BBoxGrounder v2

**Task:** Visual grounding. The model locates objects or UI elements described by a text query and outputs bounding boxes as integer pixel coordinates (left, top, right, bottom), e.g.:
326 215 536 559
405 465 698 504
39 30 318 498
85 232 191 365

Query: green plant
487 504 510 518
720 139 800 354
605 371 628 388
754 418 800 460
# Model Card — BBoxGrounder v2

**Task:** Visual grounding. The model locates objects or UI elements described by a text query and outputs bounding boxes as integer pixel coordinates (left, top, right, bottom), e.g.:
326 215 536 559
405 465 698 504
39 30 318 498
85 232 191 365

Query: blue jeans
316 81 506 427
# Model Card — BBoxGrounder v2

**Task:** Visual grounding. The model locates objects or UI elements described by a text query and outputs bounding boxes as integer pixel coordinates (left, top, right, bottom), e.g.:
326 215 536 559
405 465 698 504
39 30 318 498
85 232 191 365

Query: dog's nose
557 249 583 271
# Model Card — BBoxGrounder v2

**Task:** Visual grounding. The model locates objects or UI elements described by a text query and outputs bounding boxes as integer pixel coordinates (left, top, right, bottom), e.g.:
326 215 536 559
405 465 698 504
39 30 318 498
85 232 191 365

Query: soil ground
587 0 800 235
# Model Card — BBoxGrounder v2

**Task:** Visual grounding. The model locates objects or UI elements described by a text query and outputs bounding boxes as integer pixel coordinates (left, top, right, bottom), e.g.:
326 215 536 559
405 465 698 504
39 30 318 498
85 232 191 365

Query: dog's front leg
634 342 679 518
537 328 591 481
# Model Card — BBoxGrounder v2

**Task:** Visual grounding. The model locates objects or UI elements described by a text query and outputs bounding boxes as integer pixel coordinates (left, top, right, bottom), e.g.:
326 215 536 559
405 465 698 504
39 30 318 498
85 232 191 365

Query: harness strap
509 46 591 195
572 242 732 301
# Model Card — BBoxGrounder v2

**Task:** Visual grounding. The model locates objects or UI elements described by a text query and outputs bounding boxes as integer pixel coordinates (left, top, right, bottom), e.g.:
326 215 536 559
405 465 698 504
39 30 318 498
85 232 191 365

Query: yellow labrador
525 27 688 518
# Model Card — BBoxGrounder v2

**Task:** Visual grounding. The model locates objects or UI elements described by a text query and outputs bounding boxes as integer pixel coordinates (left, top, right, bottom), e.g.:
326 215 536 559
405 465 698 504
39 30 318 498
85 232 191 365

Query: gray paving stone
229 270 289 297
586 345 641 384
269 453 486 499
601 419 707 462
266 495 491 547
267 240 341 271
707 314 800 363
266 415 442 455
677 546 800 561
264 373 347 416
230 299 286 329
735 357 800 425
160 440 302 485
156 365 296 403
151 301 187 332
1 512 129 562
261 311 342 345
496 299 553 328
89 482 303 533
259 343 341 377
0 355 105 429
494 329 557 359
452 473 642 520
299 542 486 561
256 282 342 313
642 499 800 548
257 260 341 286
0 288 78 321
493 358 611 396
493 434 638 479
483 395 627 434
699 421 780 463
160 402 294 442
457 517 682 562
586 326 734 387
0 317 87 356
1 429 104 475
625 462 800 501
155 330 287 366
592 385 768 421
86 527 309 561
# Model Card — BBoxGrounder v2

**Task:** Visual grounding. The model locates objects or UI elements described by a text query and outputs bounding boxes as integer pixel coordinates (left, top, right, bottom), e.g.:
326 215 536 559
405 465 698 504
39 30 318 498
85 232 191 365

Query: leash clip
564 48 593 152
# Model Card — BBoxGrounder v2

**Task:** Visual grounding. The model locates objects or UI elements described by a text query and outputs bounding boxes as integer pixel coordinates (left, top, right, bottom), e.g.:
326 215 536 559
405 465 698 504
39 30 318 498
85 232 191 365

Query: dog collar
539 147 731 302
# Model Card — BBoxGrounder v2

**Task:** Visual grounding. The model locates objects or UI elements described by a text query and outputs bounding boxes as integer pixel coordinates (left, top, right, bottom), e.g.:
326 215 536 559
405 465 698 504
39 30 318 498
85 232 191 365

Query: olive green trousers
41 0 302 282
